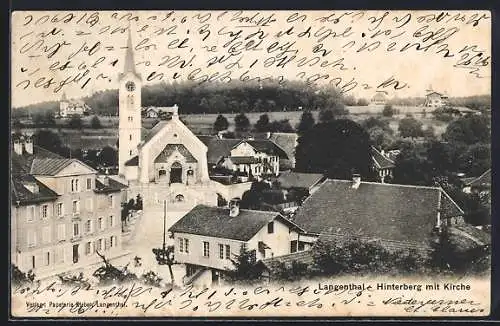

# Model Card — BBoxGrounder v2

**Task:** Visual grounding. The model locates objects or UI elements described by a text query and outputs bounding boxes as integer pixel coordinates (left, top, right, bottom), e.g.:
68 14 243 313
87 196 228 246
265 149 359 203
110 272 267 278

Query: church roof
154 144 198 164
125 155 139 166
120 28 141 80
141 121 169 144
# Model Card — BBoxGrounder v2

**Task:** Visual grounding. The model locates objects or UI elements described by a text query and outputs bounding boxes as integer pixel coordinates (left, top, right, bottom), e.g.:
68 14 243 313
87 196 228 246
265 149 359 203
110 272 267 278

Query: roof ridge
325 178 442 191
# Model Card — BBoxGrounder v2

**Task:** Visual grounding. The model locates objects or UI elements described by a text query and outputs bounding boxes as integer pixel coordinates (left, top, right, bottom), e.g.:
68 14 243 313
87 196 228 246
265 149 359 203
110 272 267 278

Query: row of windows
26 216 116 247
25 196 116 222
28 236 118 269
70 178 93 193
197 241 231 260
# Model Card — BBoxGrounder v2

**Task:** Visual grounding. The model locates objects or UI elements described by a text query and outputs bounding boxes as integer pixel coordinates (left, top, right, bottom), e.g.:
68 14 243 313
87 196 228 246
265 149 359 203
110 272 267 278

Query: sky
11 10 491 108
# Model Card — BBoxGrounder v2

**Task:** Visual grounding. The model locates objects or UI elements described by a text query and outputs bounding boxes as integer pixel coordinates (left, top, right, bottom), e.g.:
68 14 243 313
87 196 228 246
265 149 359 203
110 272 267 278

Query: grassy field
19 106 450 149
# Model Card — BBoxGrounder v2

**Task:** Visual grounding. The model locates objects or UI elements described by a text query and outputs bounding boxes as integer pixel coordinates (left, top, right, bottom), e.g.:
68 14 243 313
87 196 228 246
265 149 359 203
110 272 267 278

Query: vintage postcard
10 10 491 318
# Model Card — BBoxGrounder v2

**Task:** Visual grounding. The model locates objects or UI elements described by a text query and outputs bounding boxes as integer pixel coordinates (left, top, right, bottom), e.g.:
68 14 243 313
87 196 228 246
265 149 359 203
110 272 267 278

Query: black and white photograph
9 9 492 317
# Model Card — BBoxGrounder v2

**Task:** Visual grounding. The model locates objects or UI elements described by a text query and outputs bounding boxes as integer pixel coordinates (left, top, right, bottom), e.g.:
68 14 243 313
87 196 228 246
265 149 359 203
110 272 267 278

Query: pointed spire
124 26 136 74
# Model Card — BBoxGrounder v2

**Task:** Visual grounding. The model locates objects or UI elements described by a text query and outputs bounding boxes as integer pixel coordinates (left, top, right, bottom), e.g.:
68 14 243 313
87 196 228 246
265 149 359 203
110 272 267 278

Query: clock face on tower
126 81 136 92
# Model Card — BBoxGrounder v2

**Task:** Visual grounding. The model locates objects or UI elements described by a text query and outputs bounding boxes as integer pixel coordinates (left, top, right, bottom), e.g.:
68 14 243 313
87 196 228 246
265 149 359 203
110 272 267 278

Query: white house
168 199 305 287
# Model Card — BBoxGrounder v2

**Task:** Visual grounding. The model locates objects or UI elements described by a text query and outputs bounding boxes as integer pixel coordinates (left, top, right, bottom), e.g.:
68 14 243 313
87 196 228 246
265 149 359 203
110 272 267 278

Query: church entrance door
170 162 183 184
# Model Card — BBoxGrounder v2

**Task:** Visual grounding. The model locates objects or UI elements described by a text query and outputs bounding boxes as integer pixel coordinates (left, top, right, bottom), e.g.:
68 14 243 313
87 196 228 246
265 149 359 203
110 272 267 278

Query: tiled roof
11 145 64 175
466 169 491 188
242 140 289 159
198 136 241 165
94 177 128 193
125 155 139 166
277 172 324 190
141 120 169 144
169 205 296 241
261 250 314 272
292 179 464 246
30 158 75 175
11 174 59 204
449 224 491 250
371 146 396 170
229 156 260 164
154 144 197 164
269 133 298 164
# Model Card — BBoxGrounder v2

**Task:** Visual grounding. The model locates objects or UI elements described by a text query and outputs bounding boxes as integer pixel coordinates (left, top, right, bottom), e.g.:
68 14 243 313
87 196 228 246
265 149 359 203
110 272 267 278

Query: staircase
182 267 208 286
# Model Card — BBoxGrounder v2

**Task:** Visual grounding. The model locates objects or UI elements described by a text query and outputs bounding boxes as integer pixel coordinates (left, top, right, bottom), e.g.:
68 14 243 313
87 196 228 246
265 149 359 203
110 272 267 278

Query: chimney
13 135 23 155
229 198 240 217
352 174 361 189
24 135 33 154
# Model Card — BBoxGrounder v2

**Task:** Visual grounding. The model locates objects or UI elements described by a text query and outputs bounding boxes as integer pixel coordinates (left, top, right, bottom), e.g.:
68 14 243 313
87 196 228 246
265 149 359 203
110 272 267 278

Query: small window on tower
129 134 132 141
126 81 136 91
129 150 132 156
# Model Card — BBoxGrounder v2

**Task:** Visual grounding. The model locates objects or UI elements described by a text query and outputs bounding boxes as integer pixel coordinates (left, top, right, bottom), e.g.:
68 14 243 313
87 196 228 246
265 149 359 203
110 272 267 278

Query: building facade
11 135 127 279
59 92 92 117
168 200 304 286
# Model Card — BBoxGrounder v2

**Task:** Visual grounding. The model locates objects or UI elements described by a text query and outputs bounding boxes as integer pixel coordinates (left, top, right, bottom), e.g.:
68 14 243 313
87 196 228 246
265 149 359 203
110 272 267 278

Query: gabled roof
277 172 324 190
466 169 491 188
154 144 197 164
198 136 241 165
228 156 260 165
11 174 59 204
30 158 95 176
426 91 445 97
371 146 396 170
141 120 169 144
125 155 139 166
292 179 464 246
234 140 289 159
169 205 303 241
269 133 298 162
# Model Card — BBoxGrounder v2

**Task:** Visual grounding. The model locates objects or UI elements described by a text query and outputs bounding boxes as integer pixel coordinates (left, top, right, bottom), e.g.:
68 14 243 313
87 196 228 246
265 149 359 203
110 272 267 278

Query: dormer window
23 182 39 194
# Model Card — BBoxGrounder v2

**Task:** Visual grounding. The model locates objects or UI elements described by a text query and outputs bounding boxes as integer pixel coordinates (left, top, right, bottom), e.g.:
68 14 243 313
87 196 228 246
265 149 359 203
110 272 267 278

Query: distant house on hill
59 92 92 117
371 91 388 106
424 91 449 108
141 105 179 119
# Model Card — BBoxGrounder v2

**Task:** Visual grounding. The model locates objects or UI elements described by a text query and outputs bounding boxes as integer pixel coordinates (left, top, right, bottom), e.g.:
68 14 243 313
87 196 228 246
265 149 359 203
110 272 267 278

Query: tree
225 245 263 283
368 126 395 149
343 95 357 106
234 112 250 132
43 111 56 126
11 265 36 286
93 251 138 286
213 114 229 132
269 119 294 133
240 181 271 210
255 114 270 132
422 125 436 139
68 115 83 129
392 144 433 186
362 117 393 135
90 116 102 129
356 98 369 106
382 104 394 117
442 115 490 145
295 119 373 180
297 110 315 135
398 116 424 138
99 146 118 167
33 130 65 154
319 109 334 123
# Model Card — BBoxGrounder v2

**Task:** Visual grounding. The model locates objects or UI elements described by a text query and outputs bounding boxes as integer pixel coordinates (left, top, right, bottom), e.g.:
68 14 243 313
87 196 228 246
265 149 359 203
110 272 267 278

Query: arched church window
175 194 185 202
187 169 194 176
127 95 134 106
126 81 136 92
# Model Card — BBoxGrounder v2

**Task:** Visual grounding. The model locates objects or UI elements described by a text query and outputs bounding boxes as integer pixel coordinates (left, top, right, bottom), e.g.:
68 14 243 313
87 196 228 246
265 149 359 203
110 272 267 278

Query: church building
117 30 217 208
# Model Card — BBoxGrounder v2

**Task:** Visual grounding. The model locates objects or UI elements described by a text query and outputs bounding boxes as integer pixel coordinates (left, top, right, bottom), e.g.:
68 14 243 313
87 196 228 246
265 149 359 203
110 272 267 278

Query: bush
382 104 394 117
11 265 36 286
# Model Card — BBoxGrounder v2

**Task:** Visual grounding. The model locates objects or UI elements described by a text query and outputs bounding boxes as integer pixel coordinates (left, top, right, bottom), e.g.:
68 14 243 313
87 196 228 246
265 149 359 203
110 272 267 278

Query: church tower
118 28 142 176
